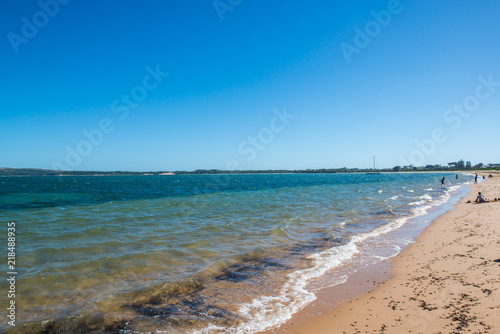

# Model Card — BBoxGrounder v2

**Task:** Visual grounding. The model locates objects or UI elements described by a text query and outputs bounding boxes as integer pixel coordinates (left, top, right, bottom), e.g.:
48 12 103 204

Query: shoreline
260 172 499 333
2 173 493 333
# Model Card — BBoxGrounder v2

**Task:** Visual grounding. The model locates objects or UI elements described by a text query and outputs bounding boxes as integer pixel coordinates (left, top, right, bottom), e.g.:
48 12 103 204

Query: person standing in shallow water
474 173 478 184
441 176 446 187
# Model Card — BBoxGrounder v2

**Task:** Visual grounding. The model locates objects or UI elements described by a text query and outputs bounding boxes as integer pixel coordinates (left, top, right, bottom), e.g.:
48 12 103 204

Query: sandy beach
261 172 500 334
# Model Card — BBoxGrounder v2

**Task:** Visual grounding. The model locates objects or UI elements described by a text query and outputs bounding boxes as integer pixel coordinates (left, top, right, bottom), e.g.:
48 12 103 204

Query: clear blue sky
1 0 499 171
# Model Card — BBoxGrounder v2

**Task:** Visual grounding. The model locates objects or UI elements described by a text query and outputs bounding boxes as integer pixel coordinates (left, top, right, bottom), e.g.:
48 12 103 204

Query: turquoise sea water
0 173 471 333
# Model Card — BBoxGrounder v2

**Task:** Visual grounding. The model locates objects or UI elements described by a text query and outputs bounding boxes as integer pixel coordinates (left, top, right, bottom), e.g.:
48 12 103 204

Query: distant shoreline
1 167 498 177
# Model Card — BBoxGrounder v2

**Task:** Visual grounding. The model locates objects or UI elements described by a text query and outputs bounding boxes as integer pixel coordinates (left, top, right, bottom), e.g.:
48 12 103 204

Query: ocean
0 172 472 333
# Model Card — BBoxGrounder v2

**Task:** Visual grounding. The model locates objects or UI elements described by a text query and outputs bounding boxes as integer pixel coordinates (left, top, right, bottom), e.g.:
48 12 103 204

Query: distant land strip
1 166 498 177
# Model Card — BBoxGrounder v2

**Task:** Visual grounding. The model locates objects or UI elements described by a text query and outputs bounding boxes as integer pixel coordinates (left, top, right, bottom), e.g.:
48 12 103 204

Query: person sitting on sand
475 192 486 203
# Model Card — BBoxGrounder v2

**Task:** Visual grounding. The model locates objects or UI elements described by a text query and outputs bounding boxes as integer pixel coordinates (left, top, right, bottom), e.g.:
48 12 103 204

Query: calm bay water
0 173 471 333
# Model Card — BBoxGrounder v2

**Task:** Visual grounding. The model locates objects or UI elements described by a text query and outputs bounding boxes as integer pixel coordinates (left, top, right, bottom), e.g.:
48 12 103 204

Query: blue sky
1 0 499 171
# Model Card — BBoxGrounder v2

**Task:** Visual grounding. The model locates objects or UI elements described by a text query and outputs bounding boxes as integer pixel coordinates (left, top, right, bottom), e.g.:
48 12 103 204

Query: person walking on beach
441 176 446 187
474 173 478 184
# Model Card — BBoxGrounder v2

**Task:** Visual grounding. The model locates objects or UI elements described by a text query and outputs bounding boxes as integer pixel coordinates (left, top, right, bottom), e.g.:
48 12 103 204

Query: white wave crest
227 242 359 333
351 217 408 243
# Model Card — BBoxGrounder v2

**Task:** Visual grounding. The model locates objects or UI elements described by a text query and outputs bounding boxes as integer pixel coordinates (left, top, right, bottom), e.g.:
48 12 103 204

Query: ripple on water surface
0 173 471 332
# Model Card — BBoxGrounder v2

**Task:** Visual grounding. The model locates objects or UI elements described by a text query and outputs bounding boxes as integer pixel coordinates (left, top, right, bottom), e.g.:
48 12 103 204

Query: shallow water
0 173 472 332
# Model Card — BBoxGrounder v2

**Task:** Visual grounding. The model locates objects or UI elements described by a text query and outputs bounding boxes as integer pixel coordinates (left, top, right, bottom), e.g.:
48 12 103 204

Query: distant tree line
1 164 498 177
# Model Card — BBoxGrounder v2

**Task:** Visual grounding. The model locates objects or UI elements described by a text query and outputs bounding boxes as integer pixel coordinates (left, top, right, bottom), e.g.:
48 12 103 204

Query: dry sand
261 172 500 334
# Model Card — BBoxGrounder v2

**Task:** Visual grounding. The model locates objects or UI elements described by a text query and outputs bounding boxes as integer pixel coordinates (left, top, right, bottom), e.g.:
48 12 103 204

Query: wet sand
261 172 500 333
